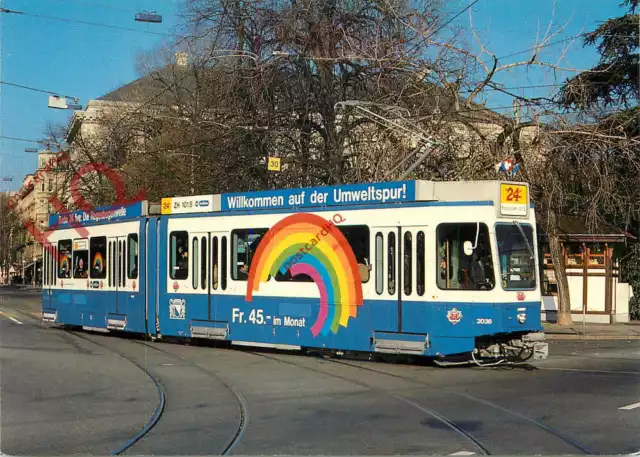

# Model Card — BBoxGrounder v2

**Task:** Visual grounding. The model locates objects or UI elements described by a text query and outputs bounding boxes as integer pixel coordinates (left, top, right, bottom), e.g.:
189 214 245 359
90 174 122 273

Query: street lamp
48 95 82 110
135 11 162 23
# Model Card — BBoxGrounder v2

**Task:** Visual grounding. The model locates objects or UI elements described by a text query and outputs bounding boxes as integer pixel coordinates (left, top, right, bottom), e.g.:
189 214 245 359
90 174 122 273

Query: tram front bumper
522 332 549 360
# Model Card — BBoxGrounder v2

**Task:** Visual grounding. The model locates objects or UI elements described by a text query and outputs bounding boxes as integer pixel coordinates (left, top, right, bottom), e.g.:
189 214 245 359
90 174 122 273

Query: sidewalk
5 284 42 292
543 321 640 340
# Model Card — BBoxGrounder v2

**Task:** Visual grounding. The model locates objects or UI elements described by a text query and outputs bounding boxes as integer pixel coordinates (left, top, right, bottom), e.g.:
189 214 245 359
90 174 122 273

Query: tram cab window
436 223 495 290
127 234 138 279
232 228 268 281
170 231 189 280
90 237 107 279
57 240 72 279
495 223 537 290
73 239 89 279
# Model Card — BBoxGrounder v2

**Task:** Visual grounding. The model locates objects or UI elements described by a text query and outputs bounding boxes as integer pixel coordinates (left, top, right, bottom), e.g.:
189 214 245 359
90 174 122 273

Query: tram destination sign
221 181 417 211
161 195 219 214
48 201 147 229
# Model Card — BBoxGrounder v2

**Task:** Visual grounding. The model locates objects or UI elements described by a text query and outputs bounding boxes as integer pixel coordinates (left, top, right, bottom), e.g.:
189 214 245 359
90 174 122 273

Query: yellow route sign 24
500 183 528 216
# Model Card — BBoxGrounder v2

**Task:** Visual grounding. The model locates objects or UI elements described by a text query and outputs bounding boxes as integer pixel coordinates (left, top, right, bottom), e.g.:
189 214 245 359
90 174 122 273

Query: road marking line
628 451 640 456
8 317 23 325
619 402 640 411
540 367 640 376
449 452 475 456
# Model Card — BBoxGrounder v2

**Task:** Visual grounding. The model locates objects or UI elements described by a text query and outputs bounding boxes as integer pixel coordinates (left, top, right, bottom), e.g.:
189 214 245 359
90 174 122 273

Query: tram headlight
517 313 527 324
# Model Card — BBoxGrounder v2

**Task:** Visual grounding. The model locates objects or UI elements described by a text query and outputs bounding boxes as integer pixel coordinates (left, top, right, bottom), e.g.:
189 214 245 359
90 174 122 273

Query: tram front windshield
495 223 537 290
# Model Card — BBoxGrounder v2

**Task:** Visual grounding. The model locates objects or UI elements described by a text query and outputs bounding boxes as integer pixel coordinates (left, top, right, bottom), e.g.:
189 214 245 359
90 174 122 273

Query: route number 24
505 187 522 202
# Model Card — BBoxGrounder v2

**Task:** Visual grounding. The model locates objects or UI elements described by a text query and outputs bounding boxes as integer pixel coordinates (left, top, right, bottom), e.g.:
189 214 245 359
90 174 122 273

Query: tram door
106 236 127 315
372 226 401 332
42 243 53 309
189 232 211 320
209 232 228 321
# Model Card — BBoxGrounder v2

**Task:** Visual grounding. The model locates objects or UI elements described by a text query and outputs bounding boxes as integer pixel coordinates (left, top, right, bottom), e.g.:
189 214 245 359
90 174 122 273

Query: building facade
10 150 66 284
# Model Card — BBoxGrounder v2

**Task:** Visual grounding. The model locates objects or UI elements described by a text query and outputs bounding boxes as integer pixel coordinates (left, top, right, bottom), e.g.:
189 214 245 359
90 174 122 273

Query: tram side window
273 225 370 283
375 233 384 294
212 236 219 290
43 247 48 286
436 223 495 291
90 237 107 279
49 245 58 286
201 236 208 290
417 231 425 296
404 232 412 296
340 225 370 283
170 231 189 280
388 233 396 294
127 234 138 279
221 236 228 290
73 239 89 279
58 240 72 278
231 228 268 281
192 237 199 289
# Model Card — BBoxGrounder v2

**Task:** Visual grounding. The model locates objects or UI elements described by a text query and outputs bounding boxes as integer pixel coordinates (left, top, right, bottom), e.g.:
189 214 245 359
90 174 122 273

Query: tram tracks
325 356 594 454
245 349 593 455
245 350 490 455
18 307 593 455
62 331 167 456
16 311 248 456
132 339 249 456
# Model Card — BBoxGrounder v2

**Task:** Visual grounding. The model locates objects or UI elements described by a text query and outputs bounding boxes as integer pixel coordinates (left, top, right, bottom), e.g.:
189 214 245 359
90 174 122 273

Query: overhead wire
0 80 78 100
39 0 148 13
0 7 182 38
495 33 637 61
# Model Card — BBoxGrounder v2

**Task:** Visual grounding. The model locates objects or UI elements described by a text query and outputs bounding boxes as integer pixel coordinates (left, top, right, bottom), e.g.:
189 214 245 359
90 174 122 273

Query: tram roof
47 180 532 229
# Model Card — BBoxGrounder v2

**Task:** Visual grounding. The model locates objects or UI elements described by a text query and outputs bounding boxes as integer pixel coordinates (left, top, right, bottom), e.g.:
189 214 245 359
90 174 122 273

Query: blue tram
41 180 549 365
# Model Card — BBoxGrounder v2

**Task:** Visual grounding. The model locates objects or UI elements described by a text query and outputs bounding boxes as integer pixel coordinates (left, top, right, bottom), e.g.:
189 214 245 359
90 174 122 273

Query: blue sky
0 0 629 192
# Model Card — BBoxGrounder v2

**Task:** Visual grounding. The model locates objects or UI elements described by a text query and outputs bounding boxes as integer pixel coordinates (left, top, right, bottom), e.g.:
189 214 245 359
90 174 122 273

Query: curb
546 334 640 341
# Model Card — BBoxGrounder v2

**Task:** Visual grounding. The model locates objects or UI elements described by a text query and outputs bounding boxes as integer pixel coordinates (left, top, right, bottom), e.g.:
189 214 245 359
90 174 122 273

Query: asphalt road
1 287 639 456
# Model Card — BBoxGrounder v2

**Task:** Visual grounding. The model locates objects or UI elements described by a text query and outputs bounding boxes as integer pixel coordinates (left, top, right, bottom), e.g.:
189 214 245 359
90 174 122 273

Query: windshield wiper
513 220 535 259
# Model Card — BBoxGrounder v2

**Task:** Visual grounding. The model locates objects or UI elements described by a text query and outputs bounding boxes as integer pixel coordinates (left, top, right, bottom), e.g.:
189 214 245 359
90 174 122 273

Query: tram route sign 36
499 183 529 217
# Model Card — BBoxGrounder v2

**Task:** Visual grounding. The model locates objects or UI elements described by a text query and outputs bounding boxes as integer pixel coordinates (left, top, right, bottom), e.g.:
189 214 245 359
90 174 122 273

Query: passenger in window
238 235 263 277
469 246 493 290
75 259 88 279
178 246 188 270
